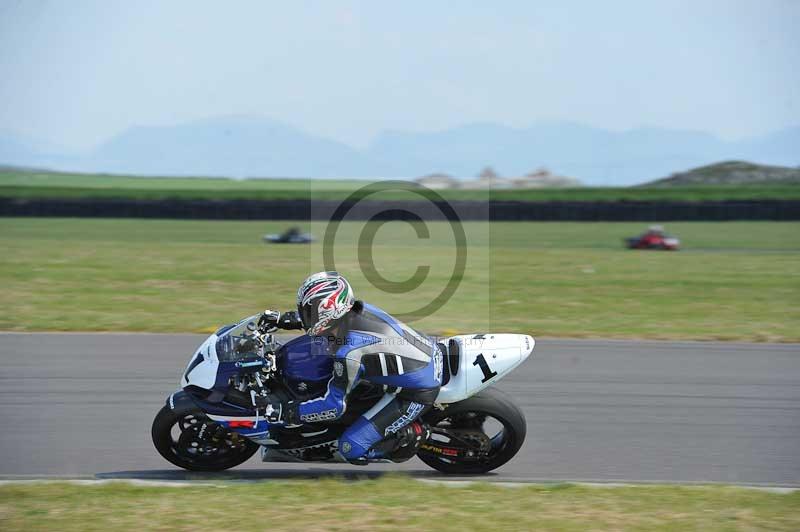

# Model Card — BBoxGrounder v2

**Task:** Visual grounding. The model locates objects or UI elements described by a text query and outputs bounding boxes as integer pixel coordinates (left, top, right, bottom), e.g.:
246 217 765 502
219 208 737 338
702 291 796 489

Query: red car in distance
625 225 680 250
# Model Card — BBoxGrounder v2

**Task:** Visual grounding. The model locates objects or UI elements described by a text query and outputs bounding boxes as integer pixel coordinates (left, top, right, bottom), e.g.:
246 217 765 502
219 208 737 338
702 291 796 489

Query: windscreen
214 314 265 362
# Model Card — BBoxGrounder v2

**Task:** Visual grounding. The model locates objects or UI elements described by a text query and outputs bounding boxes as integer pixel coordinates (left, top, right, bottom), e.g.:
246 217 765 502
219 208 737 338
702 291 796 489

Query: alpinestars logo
300 409 338 423
334 361 344 377
385 402 424 435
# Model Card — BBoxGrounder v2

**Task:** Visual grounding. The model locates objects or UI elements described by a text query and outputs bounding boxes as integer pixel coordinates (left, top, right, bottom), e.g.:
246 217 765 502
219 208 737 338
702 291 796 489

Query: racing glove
252 391 301 426
258 310 304 332
257 310 280 332
276 310 304 331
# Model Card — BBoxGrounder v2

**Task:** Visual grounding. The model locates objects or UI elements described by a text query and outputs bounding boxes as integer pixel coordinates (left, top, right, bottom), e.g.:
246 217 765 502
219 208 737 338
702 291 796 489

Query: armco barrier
1 197 799 221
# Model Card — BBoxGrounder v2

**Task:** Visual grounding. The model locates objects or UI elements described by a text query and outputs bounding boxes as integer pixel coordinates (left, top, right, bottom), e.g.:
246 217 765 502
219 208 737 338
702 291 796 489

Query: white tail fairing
436 334 535 404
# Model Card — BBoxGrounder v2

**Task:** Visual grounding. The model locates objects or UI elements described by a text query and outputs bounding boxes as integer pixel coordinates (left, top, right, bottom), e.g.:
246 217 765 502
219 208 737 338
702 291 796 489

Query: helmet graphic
296 271 355 336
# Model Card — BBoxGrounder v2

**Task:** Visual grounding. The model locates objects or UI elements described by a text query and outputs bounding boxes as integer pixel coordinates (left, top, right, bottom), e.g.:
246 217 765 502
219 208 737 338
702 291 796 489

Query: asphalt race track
1 333 798 485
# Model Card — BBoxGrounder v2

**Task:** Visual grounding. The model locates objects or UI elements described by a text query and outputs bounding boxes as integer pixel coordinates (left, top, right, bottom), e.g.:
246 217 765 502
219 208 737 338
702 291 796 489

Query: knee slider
338 416 381 460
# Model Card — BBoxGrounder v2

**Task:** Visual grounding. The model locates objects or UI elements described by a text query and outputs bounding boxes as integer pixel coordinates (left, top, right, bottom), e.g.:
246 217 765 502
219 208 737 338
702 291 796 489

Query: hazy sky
1 0 798 151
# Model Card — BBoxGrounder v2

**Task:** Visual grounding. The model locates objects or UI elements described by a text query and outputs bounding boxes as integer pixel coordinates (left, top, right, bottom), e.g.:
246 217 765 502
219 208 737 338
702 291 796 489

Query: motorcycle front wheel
151 405 259 471
418 388 526 474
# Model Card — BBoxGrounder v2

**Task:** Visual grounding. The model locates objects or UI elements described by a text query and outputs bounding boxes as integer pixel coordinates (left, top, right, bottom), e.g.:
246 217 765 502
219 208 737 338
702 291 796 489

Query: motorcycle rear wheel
418 388 526 474
151 405 259 471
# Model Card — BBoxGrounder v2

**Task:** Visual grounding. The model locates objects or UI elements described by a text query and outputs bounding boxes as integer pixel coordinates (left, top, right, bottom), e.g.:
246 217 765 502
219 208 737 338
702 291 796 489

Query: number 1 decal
473 353 498 383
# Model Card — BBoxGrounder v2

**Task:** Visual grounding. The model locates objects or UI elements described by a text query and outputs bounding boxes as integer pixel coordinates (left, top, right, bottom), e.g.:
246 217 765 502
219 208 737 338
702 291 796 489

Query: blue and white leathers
296 303 442 460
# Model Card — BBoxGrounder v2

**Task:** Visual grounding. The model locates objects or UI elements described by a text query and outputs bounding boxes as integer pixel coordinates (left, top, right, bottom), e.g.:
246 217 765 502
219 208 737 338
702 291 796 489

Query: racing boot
385 421 430 463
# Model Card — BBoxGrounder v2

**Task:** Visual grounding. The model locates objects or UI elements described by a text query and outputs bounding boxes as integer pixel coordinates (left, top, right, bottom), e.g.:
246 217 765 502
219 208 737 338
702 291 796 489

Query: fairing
436 334 535 403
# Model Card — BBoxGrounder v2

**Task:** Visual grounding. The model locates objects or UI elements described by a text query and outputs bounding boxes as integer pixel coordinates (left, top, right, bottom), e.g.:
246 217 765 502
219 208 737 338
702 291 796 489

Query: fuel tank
278 335 333 397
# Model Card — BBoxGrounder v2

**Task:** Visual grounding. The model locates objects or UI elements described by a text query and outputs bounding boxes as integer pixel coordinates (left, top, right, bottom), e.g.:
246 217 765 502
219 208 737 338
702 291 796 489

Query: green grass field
0 479 798 531
1 218 797 341
2 169 799 201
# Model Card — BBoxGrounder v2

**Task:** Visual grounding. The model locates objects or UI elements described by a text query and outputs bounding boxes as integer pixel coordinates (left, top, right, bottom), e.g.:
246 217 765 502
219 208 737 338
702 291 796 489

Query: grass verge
1 478 798 531
0 219 798 341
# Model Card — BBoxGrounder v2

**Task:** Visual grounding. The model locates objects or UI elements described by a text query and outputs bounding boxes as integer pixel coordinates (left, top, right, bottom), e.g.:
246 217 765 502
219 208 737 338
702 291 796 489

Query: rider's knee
338 416 381 460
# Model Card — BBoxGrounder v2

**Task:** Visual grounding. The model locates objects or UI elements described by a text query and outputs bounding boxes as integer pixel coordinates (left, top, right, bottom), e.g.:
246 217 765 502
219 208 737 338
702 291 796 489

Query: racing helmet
296 271 355 336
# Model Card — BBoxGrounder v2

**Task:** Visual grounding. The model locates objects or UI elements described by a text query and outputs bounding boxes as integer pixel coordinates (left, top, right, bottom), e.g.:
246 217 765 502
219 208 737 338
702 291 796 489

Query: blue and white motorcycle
152 314 535 474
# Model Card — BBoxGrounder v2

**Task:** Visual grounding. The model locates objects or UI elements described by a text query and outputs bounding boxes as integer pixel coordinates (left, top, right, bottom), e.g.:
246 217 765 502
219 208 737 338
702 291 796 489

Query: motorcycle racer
258 271 441 464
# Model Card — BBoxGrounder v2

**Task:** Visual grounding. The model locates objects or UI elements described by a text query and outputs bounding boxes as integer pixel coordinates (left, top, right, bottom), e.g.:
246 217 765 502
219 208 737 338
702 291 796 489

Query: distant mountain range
1 116 798 185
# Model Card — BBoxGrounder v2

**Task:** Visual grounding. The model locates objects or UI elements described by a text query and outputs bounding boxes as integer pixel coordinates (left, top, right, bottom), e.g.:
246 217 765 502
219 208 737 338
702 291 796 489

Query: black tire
418 388 526 474
151 405 259 472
